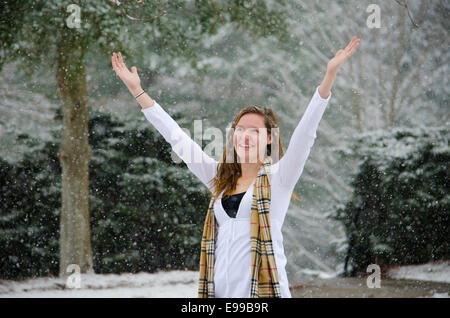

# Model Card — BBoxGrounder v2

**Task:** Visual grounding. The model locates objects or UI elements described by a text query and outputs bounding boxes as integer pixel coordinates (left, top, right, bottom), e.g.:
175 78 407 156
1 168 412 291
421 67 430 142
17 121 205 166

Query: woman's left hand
327 37 360 76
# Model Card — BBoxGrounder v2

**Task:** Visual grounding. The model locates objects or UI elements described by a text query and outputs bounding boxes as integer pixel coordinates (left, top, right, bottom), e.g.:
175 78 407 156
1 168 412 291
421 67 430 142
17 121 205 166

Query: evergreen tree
334 127 449 276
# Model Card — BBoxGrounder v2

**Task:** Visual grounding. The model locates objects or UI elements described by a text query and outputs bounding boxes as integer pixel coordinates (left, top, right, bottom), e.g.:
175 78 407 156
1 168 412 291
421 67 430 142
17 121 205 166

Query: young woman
111 37 360 298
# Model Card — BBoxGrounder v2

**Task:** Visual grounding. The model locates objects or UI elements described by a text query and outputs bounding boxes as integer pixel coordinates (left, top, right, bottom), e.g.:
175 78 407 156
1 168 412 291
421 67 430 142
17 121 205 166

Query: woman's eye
235 127 259 134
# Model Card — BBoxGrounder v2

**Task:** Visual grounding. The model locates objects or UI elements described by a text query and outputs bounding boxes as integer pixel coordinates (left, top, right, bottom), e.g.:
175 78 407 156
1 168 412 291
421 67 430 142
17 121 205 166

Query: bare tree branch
106 0 167 22
394 0 420 28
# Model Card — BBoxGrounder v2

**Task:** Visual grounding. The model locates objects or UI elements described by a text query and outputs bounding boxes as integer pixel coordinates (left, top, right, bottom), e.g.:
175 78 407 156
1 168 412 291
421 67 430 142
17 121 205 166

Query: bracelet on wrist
134 90 145 99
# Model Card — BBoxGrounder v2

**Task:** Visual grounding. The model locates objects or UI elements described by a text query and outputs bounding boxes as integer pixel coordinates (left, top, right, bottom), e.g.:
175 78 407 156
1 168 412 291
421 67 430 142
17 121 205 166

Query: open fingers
350 38 360 52
349 38 359 50
112 52 123 72
118 52 127 70
346 40 360 57
345 37 358 51
344 37 355 51
350 41 359 55
345 38 360 54
112 52 119 72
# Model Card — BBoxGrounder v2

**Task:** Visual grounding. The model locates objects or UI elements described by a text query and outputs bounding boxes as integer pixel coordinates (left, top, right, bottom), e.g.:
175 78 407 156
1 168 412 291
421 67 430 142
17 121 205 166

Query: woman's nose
240 134 251 143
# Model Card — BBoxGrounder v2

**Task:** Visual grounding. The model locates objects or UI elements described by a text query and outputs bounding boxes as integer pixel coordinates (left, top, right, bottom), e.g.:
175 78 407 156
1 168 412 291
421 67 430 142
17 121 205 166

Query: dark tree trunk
56 31 93 276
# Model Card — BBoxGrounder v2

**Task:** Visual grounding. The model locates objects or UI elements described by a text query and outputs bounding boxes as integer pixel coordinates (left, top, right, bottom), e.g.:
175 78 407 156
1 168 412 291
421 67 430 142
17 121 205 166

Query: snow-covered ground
0 261 448 298
385 260 450 284
0 270 198 298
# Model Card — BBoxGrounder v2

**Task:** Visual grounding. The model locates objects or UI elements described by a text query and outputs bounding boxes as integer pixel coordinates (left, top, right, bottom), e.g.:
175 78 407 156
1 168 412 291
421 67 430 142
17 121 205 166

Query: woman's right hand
111 51 142 96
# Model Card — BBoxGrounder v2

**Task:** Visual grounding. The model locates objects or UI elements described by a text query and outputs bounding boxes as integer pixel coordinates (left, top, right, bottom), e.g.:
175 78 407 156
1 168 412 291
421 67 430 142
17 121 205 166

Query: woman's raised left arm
318 37 360 99
274 37 360 189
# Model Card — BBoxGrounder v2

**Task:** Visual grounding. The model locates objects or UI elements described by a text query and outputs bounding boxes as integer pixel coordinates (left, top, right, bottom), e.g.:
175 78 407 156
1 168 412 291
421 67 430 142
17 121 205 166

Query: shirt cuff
140 100 162 114
314 85 332 102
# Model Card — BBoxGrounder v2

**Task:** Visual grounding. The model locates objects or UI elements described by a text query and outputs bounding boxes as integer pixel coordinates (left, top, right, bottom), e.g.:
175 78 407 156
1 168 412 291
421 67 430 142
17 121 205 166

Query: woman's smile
238 143 255 150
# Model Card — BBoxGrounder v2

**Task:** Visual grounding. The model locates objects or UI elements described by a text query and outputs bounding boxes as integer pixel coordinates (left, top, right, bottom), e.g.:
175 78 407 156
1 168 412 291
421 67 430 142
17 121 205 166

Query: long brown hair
208 105 300 202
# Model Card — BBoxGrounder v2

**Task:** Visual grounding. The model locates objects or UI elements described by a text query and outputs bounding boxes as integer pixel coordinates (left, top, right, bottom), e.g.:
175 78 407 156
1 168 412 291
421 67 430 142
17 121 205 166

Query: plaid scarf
198 156 281 298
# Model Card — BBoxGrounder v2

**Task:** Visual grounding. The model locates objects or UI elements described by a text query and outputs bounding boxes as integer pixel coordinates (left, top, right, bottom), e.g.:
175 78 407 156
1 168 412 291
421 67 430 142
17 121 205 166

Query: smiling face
233 113 271 164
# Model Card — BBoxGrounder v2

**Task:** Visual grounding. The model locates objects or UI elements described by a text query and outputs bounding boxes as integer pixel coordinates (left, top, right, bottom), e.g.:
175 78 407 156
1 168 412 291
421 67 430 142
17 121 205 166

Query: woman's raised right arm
140 101 218 189
111 52 154 108
111 52 218 189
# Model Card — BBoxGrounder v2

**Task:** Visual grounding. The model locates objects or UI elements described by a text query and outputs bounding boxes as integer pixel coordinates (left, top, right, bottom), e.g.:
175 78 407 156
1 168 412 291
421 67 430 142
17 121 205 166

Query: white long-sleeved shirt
141 86 331 298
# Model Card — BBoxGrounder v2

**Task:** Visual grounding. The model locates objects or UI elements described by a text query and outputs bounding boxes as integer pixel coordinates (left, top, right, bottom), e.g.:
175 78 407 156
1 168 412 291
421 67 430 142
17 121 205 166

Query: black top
221 192 246 218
